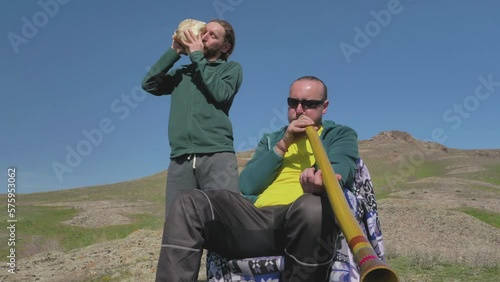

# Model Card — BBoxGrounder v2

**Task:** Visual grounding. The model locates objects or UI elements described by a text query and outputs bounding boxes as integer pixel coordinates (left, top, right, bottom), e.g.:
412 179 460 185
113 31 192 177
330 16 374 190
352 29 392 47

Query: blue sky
1 0 499 194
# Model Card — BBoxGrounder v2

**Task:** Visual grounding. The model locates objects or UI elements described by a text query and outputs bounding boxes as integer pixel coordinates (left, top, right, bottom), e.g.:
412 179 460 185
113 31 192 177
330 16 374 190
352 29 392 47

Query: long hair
209 19 235 60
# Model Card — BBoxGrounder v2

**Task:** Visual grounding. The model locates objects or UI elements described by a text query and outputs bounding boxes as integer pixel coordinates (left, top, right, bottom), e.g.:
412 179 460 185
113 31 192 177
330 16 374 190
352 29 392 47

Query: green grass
0 205 163 259
484 178 500 186
459 207 500 228
465 185 500 195
409 160 447 180
389 256 500 281
17 171 167 205
463 163 500 186
371 160 447 193
368 179 396 200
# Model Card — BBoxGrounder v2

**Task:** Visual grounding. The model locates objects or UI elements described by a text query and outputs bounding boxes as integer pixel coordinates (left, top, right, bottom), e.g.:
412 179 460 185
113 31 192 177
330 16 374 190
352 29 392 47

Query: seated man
156 76 359 282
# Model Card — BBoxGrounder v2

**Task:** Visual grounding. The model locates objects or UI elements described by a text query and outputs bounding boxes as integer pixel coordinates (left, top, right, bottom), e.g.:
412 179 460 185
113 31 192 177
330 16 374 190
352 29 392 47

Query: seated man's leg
156 189 282 281
283 194 338 282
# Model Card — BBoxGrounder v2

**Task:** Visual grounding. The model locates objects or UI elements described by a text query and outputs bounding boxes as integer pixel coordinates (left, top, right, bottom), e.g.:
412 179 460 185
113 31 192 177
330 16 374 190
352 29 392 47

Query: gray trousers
165 152 239 216
155 190 338 282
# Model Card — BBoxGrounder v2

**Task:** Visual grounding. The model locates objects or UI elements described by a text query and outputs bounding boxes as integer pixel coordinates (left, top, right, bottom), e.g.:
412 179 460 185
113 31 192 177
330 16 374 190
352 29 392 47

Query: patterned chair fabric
206 158 386 282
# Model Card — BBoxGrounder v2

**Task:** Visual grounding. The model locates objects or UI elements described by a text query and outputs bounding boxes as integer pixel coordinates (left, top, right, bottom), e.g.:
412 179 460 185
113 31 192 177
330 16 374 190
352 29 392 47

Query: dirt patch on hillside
43 200 155 228
446 164 486 174
380 199 500 266
0 229 210 282
408 176 500 191
0 230 163 282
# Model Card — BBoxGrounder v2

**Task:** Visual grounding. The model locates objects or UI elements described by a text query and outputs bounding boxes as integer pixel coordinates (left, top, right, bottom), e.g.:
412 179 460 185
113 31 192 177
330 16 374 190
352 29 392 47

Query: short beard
204 47 220 61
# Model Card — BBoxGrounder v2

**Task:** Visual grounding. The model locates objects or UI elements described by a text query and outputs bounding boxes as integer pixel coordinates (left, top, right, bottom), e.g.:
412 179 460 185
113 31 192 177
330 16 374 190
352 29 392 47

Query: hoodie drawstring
187 154 197 169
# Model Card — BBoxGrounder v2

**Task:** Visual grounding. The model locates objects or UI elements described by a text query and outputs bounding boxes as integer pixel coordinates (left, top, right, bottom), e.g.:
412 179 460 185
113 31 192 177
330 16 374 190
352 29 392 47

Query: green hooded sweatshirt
239 120 360 203
142 48 243 158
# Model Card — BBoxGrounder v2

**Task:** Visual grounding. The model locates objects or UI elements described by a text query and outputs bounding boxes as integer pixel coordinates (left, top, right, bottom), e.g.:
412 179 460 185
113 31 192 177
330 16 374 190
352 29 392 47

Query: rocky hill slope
2 131 499 281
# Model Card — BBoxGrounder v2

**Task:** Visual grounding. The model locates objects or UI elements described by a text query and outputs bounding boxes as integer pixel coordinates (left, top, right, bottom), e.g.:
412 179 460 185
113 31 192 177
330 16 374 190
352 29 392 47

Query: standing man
156 76 360 281
142 19 243 214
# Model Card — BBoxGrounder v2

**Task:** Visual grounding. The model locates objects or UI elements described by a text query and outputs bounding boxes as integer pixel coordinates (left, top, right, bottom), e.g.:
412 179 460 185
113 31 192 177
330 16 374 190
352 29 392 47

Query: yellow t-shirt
253 127 324 208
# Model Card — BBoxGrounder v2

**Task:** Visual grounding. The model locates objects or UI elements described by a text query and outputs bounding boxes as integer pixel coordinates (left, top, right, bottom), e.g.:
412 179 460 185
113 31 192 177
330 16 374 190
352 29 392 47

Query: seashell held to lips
174 19 206 41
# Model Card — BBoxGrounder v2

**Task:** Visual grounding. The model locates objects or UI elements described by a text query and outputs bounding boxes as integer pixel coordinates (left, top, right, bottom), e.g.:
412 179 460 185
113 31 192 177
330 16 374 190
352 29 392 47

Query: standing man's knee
205 152 239 192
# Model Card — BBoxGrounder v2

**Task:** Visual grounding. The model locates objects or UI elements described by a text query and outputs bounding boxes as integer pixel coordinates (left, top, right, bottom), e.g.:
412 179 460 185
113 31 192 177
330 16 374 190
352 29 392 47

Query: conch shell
174 19 206 41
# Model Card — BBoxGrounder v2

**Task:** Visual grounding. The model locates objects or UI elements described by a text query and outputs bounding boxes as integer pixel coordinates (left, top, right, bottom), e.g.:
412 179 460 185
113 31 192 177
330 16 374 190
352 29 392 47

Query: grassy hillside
0 171 167 259
1 131 499 281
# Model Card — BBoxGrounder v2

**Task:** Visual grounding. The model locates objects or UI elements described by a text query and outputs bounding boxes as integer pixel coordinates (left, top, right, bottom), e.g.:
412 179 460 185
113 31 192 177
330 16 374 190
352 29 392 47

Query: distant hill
1 131 499 281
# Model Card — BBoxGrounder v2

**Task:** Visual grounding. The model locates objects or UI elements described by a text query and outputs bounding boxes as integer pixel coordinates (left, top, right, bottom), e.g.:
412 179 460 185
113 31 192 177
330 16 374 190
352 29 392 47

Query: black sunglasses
287 98 325 109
